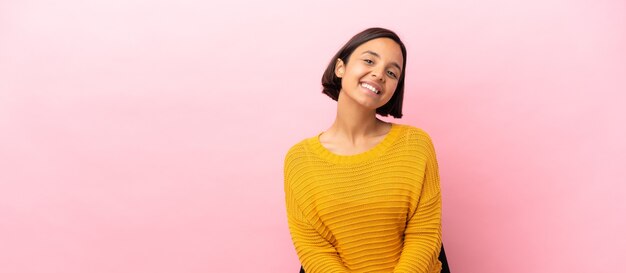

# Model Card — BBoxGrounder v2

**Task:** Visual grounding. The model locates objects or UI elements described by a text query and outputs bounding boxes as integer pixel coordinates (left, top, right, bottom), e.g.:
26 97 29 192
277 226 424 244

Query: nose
371 68 385 82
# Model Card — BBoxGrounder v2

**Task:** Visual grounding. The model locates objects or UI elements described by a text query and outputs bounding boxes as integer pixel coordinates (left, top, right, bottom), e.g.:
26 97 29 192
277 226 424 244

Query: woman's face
335 38 404 111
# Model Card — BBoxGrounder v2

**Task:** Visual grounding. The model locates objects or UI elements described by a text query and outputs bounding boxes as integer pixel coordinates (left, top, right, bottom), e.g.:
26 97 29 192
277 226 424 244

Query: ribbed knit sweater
284 123 442 273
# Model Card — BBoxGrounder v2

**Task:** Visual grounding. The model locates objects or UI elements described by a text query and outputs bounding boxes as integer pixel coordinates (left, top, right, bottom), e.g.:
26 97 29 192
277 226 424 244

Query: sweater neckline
308 123 401 164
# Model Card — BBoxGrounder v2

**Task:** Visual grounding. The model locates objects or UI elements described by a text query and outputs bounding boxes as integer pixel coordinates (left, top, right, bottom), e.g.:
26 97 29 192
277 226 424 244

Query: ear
334 58 345 78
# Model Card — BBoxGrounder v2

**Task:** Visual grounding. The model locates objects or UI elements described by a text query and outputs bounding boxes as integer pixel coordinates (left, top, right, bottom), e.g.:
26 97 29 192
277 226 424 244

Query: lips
360 81 382 95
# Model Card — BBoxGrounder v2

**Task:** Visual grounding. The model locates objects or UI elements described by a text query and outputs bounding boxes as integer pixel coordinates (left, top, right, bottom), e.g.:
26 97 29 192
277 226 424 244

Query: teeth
361 83 380 94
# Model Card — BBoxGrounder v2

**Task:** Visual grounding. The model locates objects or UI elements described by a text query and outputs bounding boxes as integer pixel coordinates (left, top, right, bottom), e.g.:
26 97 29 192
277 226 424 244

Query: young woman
284 28 444 273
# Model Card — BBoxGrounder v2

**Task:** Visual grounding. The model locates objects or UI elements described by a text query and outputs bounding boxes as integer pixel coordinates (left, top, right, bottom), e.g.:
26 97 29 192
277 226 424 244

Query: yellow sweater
284 123 442 273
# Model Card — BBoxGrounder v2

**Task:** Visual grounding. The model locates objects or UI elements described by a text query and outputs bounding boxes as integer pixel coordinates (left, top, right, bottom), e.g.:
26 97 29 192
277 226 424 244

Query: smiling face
334 38 404 111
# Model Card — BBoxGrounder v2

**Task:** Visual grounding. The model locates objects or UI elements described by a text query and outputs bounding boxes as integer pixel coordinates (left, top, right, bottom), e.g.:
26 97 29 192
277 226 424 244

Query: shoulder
391 123 438 158
284 138 309 159
390 124 439 165
394 123 435 144
283 136 315 169
283 137 316 190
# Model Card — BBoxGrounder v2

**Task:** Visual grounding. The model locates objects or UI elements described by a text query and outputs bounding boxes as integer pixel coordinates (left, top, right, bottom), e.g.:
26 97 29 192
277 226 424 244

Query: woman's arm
393 135 443 273
284 145 350 273
285 184 351 273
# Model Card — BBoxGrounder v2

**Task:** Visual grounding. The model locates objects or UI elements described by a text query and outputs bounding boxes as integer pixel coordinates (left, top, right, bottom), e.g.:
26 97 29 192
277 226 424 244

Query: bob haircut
322 27 407 118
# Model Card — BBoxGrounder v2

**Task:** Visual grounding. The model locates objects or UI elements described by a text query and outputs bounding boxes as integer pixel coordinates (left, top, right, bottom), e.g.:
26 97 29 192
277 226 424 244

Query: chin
357 101 383 110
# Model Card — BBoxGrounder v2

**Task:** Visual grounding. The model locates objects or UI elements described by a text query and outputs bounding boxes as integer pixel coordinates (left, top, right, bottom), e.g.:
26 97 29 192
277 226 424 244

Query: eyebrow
361 50 402 71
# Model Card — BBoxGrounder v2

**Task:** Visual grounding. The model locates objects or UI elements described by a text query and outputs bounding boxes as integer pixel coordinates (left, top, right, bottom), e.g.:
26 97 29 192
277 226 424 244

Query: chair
299 244 450 273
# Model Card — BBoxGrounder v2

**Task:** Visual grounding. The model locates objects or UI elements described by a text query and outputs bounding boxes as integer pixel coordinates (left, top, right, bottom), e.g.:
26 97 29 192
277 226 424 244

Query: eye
363 59 374 64
387 70 398 79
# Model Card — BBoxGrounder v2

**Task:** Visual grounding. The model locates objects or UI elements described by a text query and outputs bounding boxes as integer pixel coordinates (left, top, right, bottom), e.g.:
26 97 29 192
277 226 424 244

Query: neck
327 91 386 143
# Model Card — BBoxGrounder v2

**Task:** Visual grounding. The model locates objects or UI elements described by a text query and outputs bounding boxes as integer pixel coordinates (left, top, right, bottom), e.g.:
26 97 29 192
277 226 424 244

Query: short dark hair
321 27 407 118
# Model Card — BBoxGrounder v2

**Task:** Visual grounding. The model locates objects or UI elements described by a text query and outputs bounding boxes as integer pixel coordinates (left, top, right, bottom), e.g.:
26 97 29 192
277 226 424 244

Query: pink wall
1 0 625 272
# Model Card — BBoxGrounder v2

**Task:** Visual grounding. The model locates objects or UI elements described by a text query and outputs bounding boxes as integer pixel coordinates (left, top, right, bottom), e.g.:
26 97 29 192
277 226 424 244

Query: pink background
1 0 625 272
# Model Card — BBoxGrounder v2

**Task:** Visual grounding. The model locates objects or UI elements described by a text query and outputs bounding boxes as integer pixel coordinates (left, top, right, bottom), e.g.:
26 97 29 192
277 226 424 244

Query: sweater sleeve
284 147 350 273
285 187 351 273
393 135 443 273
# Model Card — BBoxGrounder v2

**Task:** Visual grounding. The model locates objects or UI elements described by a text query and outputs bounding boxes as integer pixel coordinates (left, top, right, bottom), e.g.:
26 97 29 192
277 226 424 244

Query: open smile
360 81 382 95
